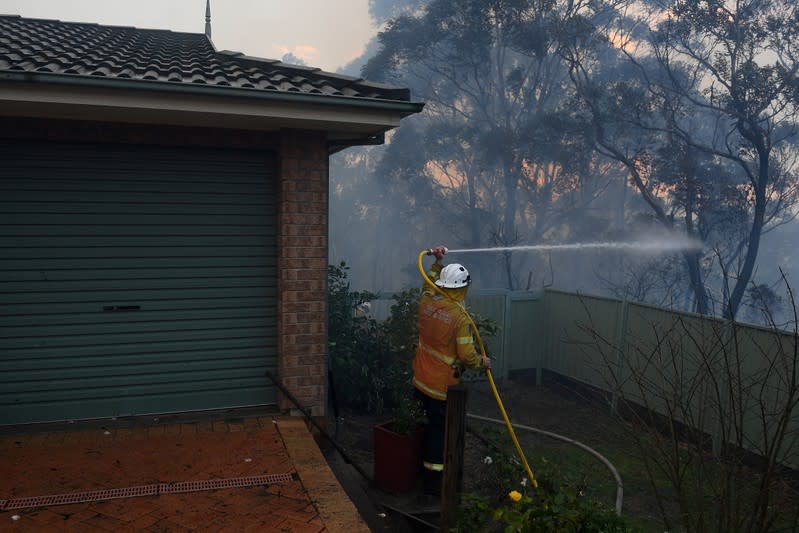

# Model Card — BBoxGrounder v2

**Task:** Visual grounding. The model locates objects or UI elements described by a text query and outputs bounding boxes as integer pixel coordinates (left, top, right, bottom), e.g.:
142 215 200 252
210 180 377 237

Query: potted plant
373 395 427 493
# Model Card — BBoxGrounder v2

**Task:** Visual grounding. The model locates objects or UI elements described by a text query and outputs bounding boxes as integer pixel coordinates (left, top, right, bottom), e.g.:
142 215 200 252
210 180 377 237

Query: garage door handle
103 305 141 312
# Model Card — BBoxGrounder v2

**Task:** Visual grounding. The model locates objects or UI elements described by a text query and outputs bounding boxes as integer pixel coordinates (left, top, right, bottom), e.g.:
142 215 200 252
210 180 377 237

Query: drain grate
0 473 293 511
1 485 159 510
159 473 294 494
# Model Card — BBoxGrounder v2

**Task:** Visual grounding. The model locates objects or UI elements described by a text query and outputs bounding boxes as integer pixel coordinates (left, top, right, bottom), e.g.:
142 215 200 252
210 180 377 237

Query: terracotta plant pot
373 421 424 493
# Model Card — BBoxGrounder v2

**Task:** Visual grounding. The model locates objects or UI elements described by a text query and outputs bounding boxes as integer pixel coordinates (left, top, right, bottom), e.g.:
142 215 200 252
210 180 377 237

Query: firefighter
413 246 491 497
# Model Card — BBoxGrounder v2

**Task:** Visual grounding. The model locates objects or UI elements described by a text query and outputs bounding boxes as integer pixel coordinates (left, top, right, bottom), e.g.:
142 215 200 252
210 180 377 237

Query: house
0 10 423 425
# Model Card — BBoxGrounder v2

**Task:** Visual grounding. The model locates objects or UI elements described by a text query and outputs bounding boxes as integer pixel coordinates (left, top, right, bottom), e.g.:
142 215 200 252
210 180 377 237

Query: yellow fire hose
416 250 539 490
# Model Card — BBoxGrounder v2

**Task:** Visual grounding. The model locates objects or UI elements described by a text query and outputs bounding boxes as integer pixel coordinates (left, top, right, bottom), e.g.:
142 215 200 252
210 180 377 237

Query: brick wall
278 129 329 417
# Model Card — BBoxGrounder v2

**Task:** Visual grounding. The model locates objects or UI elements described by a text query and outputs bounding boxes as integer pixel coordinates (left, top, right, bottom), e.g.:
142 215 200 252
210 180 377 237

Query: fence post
501 290 512 380
611 298 629 415
540 290 551 386
712 319 734 456
441 384 468 531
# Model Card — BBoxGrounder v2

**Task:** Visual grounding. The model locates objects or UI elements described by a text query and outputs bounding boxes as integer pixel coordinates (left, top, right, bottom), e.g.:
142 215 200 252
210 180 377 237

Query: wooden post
441 384 468 531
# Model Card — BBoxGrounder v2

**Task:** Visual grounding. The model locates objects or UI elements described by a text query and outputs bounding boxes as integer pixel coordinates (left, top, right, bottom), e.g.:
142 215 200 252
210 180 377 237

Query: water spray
447 236 703 255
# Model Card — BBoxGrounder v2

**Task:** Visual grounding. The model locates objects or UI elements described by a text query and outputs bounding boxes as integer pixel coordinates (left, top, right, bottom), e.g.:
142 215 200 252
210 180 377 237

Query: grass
464 403 799 533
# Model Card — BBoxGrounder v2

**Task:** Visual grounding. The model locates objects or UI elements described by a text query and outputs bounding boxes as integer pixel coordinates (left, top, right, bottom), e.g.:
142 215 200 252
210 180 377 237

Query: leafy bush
389 395 428 435
327 262 500 416
457 454 637 532
328 263 424 414
471 311 500 345
327 262 399 414
490 487 633 533
381 286 421 358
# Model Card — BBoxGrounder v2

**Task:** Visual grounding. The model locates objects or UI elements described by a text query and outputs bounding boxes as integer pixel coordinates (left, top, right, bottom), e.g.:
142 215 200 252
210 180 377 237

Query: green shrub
327 262 500 416
327 262 397 414
382 286 421 358
389 396 428 435
490 487 634 533
457 455 638 533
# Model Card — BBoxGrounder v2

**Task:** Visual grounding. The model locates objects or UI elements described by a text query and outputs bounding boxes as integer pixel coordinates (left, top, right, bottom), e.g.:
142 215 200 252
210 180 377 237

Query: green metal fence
461 288 799 469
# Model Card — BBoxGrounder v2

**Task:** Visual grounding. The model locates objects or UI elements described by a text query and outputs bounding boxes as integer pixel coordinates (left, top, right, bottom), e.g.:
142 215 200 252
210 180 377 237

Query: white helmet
435 263 471 289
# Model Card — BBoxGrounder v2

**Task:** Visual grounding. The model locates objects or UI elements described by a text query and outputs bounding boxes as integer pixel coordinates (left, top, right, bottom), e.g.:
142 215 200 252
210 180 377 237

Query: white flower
482 456 493 465
520 478 527 487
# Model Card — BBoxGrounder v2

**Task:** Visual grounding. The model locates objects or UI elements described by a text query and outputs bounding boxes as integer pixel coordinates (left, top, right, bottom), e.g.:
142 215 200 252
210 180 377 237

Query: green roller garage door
0 140 278 424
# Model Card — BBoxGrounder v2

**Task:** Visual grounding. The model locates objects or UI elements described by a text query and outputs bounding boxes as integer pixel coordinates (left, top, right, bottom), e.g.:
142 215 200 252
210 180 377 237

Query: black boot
422 469 442 497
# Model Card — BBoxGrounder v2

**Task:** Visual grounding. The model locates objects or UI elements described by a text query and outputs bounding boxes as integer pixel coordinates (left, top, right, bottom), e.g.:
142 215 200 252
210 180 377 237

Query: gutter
0 71 425 117
328 133 385 154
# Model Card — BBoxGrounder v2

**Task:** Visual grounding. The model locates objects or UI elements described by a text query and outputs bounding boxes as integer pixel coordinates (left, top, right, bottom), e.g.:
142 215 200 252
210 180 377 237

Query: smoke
328 0 799 327
336 38 381 76
367 0 428 24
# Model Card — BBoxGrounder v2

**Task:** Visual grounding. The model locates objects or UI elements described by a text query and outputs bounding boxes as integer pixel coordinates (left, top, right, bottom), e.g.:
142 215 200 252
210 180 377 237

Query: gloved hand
481 355 492 371
429 246 447 261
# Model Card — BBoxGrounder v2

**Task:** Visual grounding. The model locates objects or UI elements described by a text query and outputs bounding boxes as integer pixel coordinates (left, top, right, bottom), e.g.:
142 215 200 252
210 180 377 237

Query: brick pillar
278 129 328 417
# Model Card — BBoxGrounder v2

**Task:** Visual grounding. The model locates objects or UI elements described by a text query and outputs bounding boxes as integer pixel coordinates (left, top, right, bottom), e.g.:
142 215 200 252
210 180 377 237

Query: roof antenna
204 0 212 39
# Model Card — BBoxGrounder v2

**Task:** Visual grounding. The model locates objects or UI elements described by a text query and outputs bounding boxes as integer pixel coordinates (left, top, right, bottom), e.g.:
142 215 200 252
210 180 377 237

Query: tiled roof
0 14 412 102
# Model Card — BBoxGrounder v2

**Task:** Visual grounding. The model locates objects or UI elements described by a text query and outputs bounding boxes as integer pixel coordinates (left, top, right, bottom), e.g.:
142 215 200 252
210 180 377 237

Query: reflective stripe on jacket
413 263 480 400
423 461 444 472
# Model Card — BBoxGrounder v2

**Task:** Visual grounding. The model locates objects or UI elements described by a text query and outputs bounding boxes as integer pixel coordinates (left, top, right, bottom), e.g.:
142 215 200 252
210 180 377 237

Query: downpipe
265 370 372 483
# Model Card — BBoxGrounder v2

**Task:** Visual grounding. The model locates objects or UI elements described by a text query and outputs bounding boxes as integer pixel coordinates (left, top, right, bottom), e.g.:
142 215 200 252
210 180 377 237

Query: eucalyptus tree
562 0 799 318
654 0 799 319
363 0 619 289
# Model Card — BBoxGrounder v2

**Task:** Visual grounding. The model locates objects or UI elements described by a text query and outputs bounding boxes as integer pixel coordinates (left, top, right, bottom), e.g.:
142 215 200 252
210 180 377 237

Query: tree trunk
725 151 769 319
684 251 708 315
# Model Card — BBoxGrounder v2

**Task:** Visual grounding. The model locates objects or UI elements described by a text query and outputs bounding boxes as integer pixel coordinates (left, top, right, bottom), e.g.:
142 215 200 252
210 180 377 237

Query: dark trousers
415 389 446 494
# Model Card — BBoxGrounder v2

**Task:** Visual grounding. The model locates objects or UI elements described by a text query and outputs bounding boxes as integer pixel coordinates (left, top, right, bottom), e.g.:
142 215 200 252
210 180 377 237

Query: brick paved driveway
0 416 368 532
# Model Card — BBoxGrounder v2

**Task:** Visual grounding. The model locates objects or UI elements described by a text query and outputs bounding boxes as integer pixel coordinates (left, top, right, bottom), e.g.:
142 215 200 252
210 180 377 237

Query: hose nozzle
426 246 448 257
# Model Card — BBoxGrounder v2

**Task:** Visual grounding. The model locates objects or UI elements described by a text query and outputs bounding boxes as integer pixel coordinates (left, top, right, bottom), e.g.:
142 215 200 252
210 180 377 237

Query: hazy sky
0 0 377 72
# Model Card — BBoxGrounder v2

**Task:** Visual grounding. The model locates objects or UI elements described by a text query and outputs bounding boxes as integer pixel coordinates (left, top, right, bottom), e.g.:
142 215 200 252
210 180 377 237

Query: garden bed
328 373 670 531
328 372 799 532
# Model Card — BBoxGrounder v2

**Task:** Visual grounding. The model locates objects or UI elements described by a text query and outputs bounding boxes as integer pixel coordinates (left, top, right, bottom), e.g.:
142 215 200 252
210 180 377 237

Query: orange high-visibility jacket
412 263 481 400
